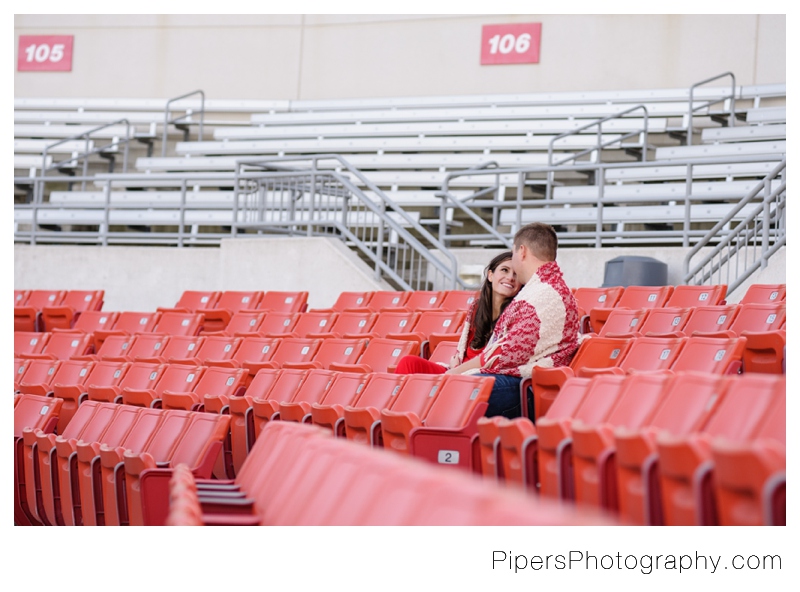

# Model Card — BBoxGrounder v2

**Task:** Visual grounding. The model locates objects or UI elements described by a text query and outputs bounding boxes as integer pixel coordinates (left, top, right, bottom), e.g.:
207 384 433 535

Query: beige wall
14 14 785 100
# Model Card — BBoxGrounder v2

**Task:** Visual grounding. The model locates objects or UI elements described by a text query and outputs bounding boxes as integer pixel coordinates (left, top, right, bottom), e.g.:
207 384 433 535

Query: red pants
395 355 448 375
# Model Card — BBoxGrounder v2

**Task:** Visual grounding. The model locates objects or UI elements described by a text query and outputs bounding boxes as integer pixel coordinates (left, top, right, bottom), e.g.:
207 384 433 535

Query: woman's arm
445 354 483 375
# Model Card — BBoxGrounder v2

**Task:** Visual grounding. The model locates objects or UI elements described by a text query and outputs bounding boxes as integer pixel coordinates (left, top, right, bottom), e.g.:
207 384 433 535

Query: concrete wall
15 240 785 310
14 14 785 100
14 238 392 312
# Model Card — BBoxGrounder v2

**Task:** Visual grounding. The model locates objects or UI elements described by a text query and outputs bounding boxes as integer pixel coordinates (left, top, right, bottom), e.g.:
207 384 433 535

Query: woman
394 251 521 374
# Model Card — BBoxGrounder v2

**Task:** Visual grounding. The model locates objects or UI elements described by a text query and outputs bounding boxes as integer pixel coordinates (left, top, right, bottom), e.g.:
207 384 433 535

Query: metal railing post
162 90 205 157
687 72 736 146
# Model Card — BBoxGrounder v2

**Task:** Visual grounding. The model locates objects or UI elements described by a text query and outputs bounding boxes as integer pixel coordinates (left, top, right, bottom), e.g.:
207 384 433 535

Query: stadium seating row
14 396 229 526
161 420 615 527
477 371 785 526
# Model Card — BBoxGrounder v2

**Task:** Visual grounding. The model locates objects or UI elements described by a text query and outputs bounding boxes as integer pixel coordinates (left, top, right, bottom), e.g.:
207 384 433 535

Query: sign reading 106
480 23 542 65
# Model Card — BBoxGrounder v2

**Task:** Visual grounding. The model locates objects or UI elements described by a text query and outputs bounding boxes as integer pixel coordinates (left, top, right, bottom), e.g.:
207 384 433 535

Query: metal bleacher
14 77 787 292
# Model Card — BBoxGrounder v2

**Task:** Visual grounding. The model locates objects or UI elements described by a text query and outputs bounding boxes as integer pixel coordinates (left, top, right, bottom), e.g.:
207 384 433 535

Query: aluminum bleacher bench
14 97 290 113
654 140 785 160
14 123 157 140
552 179 765 201
172 133 629 156
214 117 667 140
745 106 786 124
604 160 781 183
14 139 96 154
700 123 786 143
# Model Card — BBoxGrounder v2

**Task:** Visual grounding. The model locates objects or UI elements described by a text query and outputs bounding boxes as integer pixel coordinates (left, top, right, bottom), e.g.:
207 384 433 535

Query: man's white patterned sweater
477 260 579 379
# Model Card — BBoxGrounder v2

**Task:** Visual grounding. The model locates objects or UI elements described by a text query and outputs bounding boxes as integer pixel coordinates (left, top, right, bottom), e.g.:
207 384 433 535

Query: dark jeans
478 373 522 419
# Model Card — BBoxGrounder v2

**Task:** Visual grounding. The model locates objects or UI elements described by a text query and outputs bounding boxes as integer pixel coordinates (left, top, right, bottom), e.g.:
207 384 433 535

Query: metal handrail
230 154 461 289
688 72 736 146
683 159 786 292
162 90 205 157
37 118 133 203
547 104 651 168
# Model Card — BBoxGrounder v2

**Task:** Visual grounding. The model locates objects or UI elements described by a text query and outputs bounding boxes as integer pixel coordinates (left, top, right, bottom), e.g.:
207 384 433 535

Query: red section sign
480 23 541 65
17 35 74 72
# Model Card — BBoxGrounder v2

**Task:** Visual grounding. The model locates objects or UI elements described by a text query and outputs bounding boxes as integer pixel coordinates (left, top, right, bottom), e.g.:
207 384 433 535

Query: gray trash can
602 255 667 288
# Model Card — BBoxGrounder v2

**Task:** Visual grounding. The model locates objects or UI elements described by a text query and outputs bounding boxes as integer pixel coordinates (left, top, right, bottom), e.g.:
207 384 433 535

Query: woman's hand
449 354 461 370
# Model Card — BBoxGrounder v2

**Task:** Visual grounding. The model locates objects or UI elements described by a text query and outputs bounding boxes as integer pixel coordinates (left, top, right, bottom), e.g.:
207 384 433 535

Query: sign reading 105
18 35 74 72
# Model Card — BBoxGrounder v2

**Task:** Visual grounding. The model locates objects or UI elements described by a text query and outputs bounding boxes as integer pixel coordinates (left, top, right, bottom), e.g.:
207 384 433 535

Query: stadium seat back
439 290 479 312
739 283 785 304
258 291 309 313
665 284 727 307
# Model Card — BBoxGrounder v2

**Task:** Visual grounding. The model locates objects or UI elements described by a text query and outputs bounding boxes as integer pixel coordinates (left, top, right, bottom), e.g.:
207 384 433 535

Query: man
447 222 579 418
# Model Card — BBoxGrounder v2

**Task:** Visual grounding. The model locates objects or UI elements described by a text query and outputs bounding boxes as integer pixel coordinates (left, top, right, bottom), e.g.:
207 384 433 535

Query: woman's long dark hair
469 251 515 351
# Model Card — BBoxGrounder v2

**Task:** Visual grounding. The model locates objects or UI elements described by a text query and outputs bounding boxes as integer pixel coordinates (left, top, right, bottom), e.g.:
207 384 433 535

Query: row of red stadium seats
478 371 785 527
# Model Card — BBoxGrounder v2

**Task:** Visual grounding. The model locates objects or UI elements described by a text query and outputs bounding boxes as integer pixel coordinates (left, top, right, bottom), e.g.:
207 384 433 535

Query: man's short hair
513 222 558 261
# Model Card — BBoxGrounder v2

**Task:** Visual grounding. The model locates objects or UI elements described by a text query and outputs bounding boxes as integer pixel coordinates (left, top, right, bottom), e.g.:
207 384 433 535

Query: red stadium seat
739 283 785 304
14 289 66 332
40 289 105 332
588 285 673 334
341 373 409 444
157 290 221 313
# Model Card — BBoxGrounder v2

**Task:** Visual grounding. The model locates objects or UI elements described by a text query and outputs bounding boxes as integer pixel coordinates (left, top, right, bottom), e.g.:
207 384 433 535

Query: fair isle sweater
476 260 579 379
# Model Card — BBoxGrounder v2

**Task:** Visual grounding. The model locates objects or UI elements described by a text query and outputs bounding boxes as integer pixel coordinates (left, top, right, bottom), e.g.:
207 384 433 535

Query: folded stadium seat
55 403 144 526
92 311 162 352
710 388 786 526
52 360 130 429
346 373 443 447
276 368 339 422
573 286 625 333
667 335 746 375
738 283 786 304
259 337 322 369
95 407 171 525
536 374 625 500
256 290 309 314
438 290 478 312
150 311 204 337
308 372 375 436
656 373 784 525
308 290 374 313
380 374 493 471
18 331 93 361
328 337 418 374
476 416 510 481
285 311 339 338
310 310 376 339
257 311 301 338
86 361 166 404
227 368 290 475
31 401 121 526
14 289 66 332
76 406 165 526
614 372 728 526
14 394 64 526
39 289 105 332
161 366 247 412
382 290 446 313
156 290 221 314
31 359 95 432
51 309 119 337
198 310 266 337
100 333 171 363
594 308 651 338
121 363 206 408
741 328 786 374
347 290 410 313
196 290 264 334
522 335 633 421
74 333 138 362
251 368 311 438
386 310 467 358
204 336 280 385
577 336 686 378
16 358 62 396
635 307 693 337
570 372 674 512
124 412 231 526
664 284 727 307
133 335 205 364
698 301 786 337
283 337 368 371
355 310 421 340
663 304 740 337
588 285 674 334
15 289 30 307
339 373 408 444
14 358 31 393
167 335 243 366
497 417 538 491
426 339 460 368
707 302 787 374
14 331 50 358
